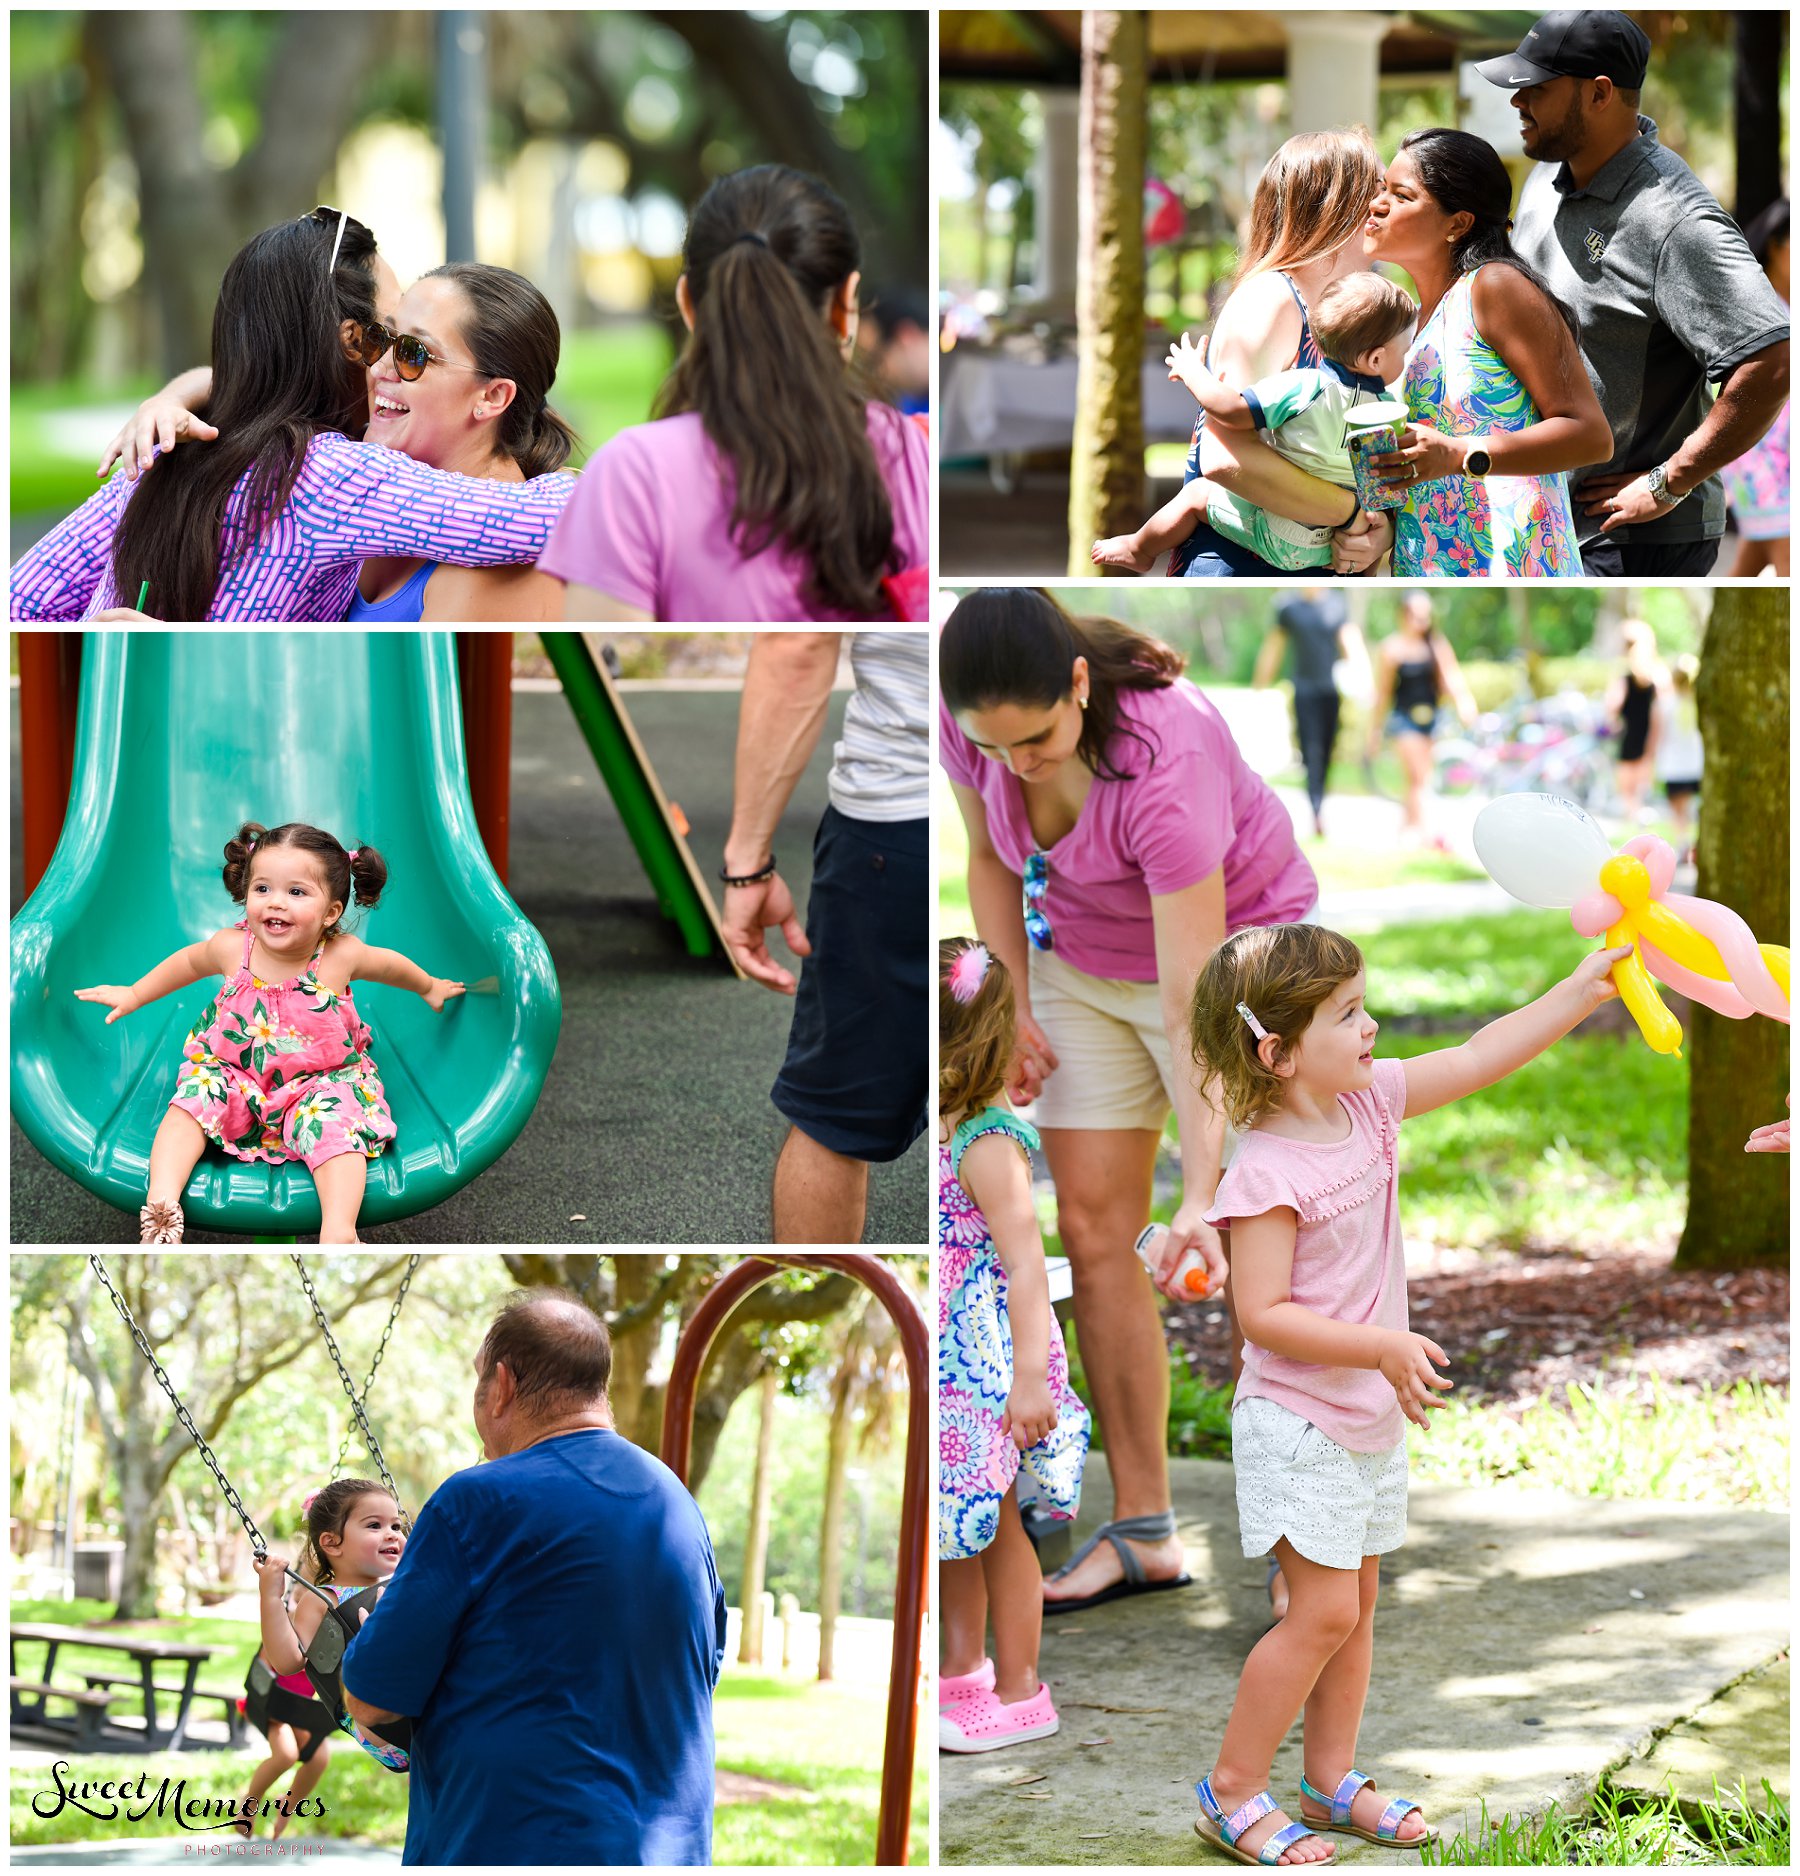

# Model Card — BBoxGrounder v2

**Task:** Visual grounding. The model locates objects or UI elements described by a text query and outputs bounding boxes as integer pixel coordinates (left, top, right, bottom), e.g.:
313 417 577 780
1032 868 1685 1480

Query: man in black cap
1481 10 1789 576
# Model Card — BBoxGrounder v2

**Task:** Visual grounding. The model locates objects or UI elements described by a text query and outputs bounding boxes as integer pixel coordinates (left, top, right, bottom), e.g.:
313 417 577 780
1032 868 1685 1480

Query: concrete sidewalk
940 1455 1788 1865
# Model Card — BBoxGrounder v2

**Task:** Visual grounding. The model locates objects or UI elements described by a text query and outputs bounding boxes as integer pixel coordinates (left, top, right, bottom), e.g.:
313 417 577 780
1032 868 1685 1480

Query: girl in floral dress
938 937 1089 1753
75 820 463 1243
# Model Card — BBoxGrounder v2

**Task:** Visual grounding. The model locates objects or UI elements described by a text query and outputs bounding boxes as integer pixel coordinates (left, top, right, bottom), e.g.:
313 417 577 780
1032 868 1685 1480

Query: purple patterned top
9 433 574 622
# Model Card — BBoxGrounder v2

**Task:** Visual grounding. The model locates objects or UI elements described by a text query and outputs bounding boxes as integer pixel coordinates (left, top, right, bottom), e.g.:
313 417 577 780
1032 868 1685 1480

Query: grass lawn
11 324 673 528
9 1605 922 1863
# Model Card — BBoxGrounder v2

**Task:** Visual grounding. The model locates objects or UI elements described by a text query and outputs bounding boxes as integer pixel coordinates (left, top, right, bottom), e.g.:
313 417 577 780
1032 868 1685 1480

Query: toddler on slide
76 820 463 1243
1093 273 1417 576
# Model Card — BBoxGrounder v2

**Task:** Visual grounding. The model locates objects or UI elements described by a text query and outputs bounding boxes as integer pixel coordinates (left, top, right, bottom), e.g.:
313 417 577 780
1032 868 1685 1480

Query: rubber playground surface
10 682 928 1246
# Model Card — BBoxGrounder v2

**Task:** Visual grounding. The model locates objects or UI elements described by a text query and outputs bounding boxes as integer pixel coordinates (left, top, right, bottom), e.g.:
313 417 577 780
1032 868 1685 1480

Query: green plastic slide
10 633 560 1235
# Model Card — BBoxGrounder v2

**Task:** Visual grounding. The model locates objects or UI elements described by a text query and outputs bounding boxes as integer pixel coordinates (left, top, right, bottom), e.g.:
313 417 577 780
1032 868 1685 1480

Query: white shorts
1232 1395 1407 1571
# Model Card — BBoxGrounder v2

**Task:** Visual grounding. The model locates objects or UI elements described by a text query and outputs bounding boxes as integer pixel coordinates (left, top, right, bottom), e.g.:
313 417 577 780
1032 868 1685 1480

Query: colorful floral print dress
1720 298 1789 541
938 1108 1090 1562
1395 267 1583 579
168 922 396 1170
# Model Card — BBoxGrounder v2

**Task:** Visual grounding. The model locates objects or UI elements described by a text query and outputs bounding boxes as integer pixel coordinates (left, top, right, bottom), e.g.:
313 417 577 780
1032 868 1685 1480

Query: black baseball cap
1475 10 1651 90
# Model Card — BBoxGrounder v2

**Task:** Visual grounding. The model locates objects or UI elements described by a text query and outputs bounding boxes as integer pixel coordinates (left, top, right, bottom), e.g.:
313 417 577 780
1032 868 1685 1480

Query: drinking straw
136 580 150 612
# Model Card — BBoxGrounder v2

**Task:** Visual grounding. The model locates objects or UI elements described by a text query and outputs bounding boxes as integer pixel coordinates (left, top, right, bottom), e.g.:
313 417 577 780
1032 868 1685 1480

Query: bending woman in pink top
541 165 928 623
940 589 1316 1617
9 208 571 621
1188 923 1626 1864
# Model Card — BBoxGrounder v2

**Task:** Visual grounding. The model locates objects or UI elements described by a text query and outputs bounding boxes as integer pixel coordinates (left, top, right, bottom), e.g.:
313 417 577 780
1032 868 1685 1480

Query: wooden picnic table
10 1622 222 1751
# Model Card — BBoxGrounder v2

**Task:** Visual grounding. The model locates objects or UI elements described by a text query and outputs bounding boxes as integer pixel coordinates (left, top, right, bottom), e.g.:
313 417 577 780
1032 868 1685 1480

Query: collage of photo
4 5 1791 1872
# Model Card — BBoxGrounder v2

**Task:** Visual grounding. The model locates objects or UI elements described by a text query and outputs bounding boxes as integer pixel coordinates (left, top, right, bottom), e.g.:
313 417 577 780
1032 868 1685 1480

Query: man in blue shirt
342 1291 726 1866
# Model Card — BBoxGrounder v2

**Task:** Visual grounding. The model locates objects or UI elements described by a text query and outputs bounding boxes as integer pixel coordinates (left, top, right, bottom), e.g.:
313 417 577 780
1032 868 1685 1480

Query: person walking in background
1254 591 1370 840
1652 653 1703 862
1484 10 1790 577
1364 595 1477 849
1604 620 1669 824
1720 200 1790 576
721 632 928 1243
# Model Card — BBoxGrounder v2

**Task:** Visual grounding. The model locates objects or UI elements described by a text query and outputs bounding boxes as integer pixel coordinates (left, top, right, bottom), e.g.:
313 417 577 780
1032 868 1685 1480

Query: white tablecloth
940 349 1201 459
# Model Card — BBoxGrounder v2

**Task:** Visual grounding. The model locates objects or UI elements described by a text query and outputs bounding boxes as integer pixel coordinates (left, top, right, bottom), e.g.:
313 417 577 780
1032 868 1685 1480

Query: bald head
476 1289 613 1419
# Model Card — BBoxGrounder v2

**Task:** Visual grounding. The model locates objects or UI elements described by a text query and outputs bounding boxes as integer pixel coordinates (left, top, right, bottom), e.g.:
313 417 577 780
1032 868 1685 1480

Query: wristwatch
1646 460 1678 504
1464 441 1492 477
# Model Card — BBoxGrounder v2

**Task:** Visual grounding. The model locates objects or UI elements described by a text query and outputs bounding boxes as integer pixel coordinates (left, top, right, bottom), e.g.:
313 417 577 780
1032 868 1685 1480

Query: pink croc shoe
940 1658 997 1709
938 1683 1060 1753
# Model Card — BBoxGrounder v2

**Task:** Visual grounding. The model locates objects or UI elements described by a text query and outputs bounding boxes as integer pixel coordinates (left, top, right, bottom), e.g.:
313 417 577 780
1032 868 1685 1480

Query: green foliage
1420 1780 1790 1866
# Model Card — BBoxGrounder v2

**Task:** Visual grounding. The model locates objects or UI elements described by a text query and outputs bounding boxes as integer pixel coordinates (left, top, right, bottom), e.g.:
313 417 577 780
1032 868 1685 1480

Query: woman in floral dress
1360 129 1612 576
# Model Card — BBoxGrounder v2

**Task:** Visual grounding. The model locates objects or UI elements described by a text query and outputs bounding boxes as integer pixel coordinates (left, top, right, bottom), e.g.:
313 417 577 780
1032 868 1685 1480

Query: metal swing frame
87 1253 419 1766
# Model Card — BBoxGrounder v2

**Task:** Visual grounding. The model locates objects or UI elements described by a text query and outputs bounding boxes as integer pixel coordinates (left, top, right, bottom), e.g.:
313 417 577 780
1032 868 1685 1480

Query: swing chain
330 1254 420 1482
87 1255 270 1557
290 1255 409 1521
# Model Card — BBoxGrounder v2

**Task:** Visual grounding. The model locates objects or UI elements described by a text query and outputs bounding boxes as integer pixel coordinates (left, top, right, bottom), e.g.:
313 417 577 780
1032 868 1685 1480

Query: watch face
1468 449 1491 476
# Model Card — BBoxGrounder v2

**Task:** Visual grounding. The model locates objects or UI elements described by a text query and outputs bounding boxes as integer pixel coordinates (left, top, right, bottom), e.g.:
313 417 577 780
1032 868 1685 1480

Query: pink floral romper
168 922 396 1171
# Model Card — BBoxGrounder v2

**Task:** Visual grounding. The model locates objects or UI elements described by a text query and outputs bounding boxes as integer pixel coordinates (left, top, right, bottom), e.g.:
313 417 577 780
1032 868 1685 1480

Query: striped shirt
9 433 573 622
829 631 929 823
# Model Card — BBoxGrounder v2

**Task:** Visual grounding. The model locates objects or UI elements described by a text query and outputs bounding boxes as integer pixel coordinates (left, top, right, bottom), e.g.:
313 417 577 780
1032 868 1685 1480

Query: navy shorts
771 806 928 1162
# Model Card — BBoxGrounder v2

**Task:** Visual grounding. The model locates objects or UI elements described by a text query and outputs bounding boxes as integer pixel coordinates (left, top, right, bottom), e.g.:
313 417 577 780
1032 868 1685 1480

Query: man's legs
772 1125 869 1243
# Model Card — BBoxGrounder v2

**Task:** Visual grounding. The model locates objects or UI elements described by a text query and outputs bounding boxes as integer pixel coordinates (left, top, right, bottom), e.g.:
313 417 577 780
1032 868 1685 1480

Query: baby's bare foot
1090 535 1156 574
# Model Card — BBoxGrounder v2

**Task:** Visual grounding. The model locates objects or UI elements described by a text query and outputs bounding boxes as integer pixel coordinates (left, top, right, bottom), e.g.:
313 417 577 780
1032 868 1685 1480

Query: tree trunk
737 1367 780 1666
1067 10 1147 576
816 1325 863 1682
1733 14 1785 226
1675 595 1789 1268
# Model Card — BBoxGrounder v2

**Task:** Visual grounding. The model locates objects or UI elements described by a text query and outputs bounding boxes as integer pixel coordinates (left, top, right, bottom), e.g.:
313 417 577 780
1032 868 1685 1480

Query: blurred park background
9 1252 927 1862
10 9 926 561
936 8 1789 574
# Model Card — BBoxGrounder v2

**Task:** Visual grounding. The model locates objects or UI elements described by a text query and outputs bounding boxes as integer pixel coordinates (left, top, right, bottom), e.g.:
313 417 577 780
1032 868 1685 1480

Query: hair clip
301 1490 319 1515
948 943 991 1004
347 848 361 864
1236 1001 1270 1041
246 834 259 852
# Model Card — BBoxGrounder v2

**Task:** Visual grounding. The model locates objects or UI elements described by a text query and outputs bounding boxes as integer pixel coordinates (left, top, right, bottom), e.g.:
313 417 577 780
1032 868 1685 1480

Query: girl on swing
240 1478 410 1834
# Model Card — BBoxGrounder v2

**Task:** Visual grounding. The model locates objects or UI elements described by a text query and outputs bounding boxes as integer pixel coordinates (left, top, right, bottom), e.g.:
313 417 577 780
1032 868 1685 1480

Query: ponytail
656 165 897 618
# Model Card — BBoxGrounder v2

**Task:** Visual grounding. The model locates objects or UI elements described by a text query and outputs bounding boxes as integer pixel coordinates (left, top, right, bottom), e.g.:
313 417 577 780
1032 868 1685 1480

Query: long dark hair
939 588 1187 782
655 164 898 617
222 820 386 938
421 262 577 478
110 211 380 622
1399 129 1577 338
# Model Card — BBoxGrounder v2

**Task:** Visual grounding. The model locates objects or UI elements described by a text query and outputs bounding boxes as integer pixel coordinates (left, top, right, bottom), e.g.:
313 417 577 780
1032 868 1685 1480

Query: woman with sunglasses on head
540 164 929 623
940 589 1316 1620
10 209 572 621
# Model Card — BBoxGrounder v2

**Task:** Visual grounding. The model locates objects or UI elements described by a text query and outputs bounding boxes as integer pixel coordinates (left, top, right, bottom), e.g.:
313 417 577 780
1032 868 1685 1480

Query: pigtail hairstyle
940 587 1187 782
1399 129 1578 339
298 1476 386 1586
939 938 1016 1121
422 262 578 478
1189 924 1367 1131
220 821 386 935
111 210 382 621
655 165 899 618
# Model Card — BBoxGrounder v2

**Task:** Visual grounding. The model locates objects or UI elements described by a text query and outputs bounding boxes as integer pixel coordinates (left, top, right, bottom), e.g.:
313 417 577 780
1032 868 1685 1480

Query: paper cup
1344 400 1412 512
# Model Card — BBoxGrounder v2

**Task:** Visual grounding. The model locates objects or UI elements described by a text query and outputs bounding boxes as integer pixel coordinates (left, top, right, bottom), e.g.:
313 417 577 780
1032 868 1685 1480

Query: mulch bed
1165 1241 1788 1406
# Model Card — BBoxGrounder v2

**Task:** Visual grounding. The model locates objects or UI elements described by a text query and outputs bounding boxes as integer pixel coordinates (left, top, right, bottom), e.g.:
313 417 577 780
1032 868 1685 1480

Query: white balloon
1472 793 1613 908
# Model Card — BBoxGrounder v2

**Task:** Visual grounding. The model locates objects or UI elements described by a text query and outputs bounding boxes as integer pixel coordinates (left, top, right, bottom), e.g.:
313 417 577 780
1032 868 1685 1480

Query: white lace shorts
1232 1396 1408 1571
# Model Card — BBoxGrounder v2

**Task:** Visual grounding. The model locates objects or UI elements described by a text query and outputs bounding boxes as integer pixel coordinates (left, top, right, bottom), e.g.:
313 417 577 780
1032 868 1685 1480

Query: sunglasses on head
343 321 484 383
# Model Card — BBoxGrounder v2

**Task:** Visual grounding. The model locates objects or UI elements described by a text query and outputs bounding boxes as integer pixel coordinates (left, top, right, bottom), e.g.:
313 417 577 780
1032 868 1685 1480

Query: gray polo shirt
1512 115 1789 547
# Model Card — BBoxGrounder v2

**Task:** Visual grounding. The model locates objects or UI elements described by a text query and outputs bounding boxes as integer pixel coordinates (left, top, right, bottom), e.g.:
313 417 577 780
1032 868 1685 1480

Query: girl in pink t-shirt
1186 921 1626 1865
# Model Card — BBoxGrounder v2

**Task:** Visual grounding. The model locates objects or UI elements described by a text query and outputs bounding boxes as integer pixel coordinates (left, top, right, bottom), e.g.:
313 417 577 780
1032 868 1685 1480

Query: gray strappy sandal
1040 1509 1192 1615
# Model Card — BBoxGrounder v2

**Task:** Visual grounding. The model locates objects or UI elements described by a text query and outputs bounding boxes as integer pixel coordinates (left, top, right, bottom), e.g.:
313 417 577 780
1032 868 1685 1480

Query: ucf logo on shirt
1585 227 1609 264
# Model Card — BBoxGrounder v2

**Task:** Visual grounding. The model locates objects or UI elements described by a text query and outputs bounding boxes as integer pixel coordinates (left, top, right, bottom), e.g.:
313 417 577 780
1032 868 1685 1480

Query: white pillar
1282 13 1390 137
1030 87 1081 309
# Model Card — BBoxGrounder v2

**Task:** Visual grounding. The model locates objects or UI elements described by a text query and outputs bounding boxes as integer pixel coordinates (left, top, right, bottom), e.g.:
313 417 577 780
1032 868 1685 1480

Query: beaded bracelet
719 854 777 888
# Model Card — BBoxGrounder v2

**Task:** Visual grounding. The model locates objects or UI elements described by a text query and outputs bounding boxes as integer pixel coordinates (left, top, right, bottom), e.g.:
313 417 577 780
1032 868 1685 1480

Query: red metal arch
661 1255 928 1866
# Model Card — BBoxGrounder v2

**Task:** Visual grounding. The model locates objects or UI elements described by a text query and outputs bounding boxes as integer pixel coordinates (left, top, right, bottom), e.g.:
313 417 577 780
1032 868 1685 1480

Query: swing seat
302 1586 412 1758
11 633 561 1235
243 1653 335 1763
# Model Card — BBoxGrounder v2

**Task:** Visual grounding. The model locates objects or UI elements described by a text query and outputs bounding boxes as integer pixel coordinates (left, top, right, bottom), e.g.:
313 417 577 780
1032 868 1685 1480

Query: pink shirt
940 677 1317 981
536 403 929 622
1203 1059 1410 1453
